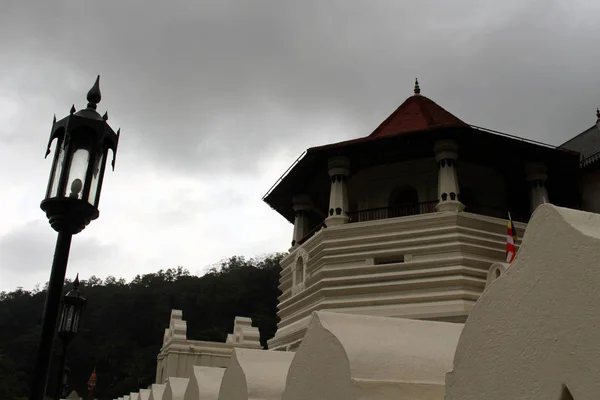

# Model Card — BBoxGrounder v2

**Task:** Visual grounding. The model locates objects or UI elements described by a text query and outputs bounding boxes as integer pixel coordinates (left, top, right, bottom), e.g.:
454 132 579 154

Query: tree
0 252 285 400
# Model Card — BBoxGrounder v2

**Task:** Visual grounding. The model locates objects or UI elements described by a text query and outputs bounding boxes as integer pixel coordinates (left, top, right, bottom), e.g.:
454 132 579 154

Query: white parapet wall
218 348 295 400
282 311 463 400
130 393 139 400
164 377 189 400
485 261 509 288
445 204 600 399
270 211 525 350
226 317 261 346
184 366 225 400
139 389 151 400
149 383 166 400
156 310 262 383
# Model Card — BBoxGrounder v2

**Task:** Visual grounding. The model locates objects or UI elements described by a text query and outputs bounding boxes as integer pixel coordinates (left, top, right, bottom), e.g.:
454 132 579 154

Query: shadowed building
115 81 600 400
262 80 587 351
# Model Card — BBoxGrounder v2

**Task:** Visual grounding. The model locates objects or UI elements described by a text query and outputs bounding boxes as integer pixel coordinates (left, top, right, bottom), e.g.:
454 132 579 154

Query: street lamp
54 275 87 400
29 76 120 400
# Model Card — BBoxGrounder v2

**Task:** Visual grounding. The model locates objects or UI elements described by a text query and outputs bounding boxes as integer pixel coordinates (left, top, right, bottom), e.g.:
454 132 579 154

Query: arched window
388 185 419 217
292 257 305 295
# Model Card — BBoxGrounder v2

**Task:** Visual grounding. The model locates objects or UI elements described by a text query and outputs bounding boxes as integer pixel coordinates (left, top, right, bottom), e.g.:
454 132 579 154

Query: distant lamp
57 275 87 341
54 275 87 400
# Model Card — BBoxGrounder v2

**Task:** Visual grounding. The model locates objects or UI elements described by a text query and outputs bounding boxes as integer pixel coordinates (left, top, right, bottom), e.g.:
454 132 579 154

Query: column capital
433 139 459 162
328 156 350 177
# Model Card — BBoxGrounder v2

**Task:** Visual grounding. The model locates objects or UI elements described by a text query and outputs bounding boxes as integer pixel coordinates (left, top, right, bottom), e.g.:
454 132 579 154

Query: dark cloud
2 0 598 177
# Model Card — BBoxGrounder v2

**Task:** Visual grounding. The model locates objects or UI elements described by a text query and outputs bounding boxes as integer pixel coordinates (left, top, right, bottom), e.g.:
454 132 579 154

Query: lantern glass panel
49 140 66 198
57 305 65 331
72 311 81 333
65 148 90 200
87 151 104 206
65 305 74 332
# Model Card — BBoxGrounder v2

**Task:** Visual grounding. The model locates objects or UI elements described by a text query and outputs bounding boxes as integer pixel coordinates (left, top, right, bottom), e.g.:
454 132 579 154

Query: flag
506 212 518 263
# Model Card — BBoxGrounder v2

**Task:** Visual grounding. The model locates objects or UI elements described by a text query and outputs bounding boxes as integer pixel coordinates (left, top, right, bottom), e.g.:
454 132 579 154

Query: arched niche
292 248 309 295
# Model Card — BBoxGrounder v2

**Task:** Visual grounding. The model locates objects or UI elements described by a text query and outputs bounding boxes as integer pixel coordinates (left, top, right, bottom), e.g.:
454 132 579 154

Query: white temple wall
163 377 189 400
156 311 261 383
282 311 462 400
270 211 525 350
218 348 294 400
445 204 600 400
184 366 225 400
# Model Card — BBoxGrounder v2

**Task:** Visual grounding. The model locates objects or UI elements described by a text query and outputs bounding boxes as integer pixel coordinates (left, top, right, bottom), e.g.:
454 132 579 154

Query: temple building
261 80 584 351
115 81 600 400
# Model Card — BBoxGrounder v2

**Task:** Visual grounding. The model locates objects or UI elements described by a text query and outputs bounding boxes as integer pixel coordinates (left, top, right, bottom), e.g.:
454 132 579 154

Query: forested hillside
0 253 284 400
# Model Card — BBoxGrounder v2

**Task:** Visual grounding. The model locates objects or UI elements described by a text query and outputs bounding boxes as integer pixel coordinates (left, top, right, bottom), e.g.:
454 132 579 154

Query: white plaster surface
130 393 139 400
164 377 189 400
149 383 166 400
218 348 295 400
270 211 522 350
139 389 151 400
485 262 509 288
445 204 600 400
185 366 225 400
283 311 463 400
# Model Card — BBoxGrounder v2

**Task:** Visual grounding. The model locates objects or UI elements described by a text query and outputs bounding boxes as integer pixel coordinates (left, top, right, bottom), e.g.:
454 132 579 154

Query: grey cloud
0 220 121 290
3 0 599 178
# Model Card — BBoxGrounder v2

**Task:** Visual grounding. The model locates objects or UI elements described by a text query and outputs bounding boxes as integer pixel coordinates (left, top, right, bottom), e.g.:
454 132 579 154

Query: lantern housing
57 275 87 342
41 76 119 234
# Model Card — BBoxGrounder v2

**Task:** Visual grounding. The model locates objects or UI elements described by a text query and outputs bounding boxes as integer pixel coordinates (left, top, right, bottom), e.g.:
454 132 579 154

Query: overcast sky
1 0 599 291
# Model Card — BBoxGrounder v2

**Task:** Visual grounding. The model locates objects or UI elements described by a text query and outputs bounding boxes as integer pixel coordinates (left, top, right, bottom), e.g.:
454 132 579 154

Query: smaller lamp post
54 275 86 400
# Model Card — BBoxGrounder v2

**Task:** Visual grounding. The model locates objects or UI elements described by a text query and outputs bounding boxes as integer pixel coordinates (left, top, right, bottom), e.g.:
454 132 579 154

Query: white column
434 139 465 212
291 194 311 248
525 162 549 212
326 156 350 226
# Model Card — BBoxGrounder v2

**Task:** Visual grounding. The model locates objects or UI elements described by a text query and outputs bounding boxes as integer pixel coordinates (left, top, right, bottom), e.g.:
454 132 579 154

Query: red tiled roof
368 94 468 138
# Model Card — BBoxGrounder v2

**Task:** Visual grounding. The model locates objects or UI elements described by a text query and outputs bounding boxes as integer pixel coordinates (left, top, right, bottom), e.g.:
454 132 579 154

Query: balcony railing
294 201 529 248
347 201 438 223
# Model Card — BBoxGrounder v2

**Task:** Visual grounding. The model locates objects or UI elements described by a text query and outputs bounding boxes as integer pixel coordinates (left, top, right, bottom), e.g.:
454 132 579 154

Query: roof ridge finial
414 77 421 95
73 273 80 288
86 75 101 110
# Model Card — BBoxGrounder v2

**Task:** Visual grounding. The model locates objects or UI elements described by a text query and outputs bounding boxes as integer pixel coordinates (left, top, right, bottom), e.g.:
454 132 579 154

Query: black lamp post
54 275 86 400
29 76 120 400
